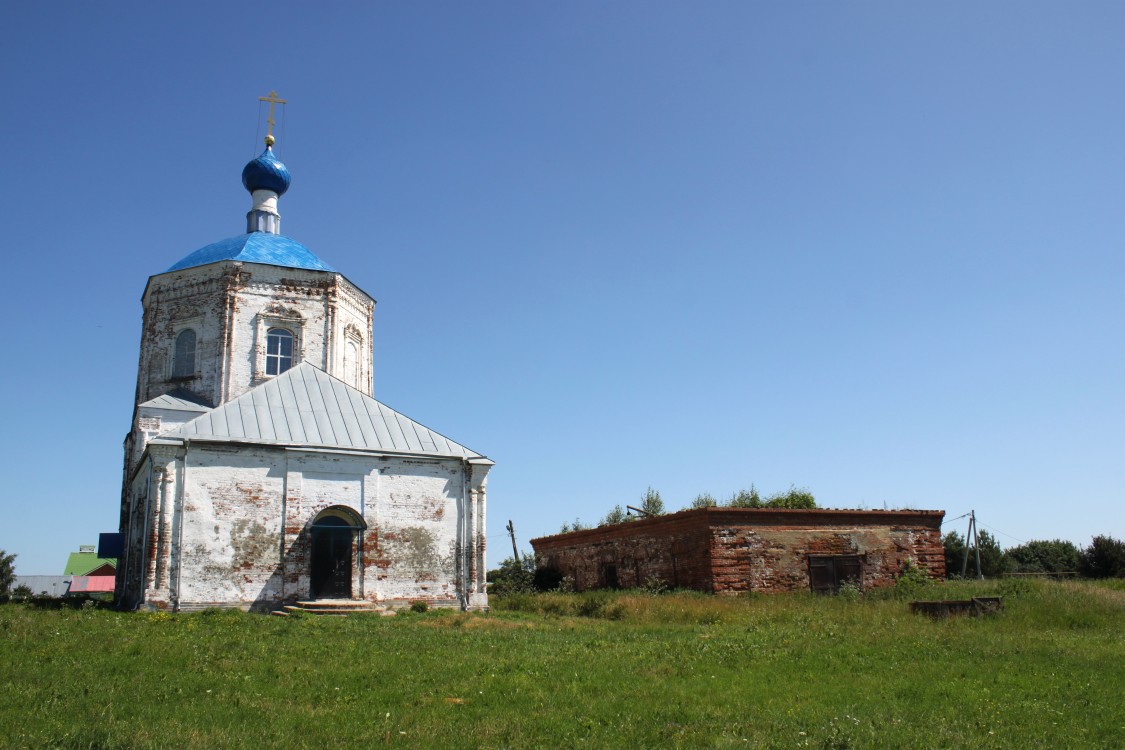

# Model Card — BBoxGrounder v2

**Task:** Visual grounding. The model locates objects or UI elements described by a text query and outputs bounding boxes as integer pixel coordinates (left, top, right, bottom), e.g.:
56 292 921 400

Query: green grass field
1 579 1121 749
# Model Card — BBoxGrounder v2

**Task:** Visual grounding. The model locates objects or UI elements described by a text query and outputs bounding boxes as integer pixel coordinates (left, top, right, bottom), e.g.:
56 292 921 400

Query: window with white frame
265 328 295 375
172 329 196 378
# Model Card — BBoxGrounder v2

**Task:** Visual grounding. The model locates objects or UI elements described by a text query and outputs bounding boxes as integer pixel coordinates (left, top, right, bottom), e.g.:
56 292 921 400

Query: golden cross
258 90 287 143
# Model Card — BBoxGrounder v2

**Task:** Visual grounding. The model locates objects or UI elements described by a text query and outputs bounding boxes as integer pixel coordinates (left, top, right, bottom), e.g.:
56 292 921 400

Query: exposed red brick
531 507 945 594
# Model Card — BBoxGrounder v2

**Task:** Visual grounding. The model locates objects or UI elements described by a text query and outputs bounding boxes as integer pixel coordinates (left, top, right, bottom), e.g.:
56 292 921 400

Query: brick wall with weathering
119 444 488 611
129 260 374 475
532 508 945 594
532 513 715 591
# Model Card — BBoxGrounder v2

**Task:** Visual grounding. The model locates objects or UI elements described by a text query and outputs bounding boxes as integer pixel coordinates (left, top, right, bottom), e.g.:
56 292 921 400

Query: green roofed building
64 545 117 577
64 545 117 595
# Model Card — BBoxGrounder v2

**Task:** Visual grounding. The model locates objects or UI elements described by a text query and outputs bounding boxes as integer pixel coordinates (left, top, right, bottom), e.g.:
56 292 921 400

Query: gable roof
161 362 487 461
63 552 117 576
140 388 213 412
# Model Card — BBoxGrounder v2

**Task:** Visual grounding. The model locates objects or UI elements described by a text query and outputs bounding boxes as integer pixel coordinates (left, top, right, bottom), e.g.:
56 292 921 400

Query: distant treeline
943 532 1125 579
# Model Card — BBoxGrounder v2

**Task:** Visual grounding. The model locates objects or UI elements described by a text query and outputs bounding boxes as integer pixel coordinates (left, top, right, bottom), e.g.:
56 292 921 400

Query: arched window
265 328 295 375
172 329 196 378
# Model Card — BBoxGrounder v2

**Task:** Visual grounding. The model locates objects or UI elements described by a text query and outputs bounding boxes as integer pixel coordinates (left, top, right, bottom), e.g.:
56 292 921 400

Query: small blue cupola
242 139 291 197
165 129 334 274
242 134 290 234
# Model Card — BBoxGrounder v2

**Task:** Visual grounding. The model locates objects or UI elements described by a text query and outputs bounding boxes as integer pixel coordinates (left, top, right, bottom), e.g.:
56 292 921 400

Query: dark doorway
602 563 619 589
808 555 862 594
311 516 352 599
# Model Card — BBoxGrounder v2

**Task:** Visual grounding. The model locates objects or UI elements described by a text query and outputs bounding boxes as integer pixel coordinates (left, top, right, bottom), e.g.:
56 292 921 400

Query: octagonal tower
126 137 375 474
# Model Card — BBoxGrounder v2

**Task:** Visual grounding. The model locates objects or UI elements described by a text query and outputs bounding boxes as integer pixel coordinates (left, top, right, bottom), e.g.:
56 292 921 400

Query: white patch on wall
302 471 363 511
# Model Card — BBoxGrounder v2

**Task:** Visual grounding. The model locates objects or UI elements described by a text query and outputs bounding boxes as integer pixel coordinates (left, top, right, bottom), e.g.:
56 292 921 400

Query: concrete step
295 599 386 611
278 599 393 617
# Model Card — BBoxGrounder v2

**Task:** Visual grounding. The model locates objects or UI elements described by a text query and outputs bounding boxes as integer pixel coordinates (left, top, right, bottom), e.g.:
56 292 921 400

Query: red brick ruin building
531 507 945 594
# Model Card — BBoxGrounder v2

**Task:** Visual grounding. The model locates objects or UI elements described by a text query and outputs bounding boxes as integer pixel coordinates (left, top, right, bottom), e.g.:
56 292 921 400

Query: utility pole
506 520 520 564
960 510 983 579
972 511 984 580
961 511 972 578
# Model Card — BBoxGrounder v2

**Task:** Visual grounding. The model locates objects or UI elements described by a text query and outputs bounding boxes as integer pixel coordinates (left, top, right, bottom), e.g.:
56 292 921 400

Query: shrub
488 555 575 595
873 559 935 600
1080 535 1125 578
837 579 863 602
410 600 428 613
763 486 817 509
640 487 665 516
727 487 762 508
690 493 718 508
487 555 536 596
1004 539 1081 574
725 485 817 509
599 505 628 526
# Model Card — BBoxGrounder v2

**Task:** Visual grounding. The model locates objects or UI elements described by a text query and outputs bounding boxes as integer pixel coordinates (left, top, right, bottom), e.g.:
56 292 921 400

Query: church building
116 117 491 612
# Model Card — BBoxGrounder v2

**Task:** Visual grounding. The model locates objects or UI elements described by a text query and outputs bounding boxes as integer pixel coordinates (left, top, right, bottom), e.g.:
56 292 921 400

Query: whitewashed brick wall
121 443 489 611
135 261 374 411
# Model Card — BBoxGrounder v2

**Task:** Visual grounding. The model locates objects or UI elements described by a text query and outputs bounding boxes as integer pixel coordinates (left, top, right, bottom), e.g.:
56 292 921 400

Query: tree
943 529 1006 577
0 550 15 597
724 485 816 509
974 530 1007 577
599 504 628 526
942 531 966 578
640 487 664 516
487 554 568 594
727 486 762 508
1004 539 1081 574
559 518 589 533
763 486 817 509
1080 535 1125 578
486 554 536 596
690 492 718 508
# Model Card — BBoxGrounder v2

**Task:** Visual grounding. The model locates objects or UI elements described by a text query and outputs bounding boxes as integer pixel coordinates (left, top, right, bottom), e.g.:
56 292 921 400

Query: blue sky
1 2 1122 574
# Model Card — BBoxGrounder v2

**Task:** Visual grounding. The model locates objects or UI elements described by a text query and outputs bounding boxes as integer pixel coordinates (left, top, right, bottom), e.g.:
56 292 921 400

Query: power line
941 512 971 526
980 523 1025 545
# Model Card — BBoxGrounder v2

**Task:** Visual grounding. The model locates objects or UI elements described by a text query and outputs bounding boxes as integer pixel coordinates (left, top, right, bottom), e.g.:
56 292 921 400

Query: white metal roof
139 388 213 412
160 362 487 460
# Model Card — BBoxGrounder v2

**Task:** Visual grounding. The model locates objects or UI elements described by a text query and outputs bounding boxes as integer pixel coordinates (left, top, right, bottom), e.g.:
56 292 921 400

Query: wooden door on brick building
808 555 862 594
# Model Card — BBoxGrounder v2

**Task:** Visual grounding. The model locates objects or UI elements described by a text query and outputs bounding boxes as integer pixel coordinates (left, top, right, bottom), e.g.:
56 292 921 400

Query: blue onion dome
241 141 291 196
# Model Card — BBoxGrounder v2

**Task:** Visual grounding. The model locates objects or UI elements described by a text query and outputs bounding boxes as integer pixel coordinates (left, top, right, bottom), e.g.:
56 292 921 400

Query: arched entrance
310 507 366 599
